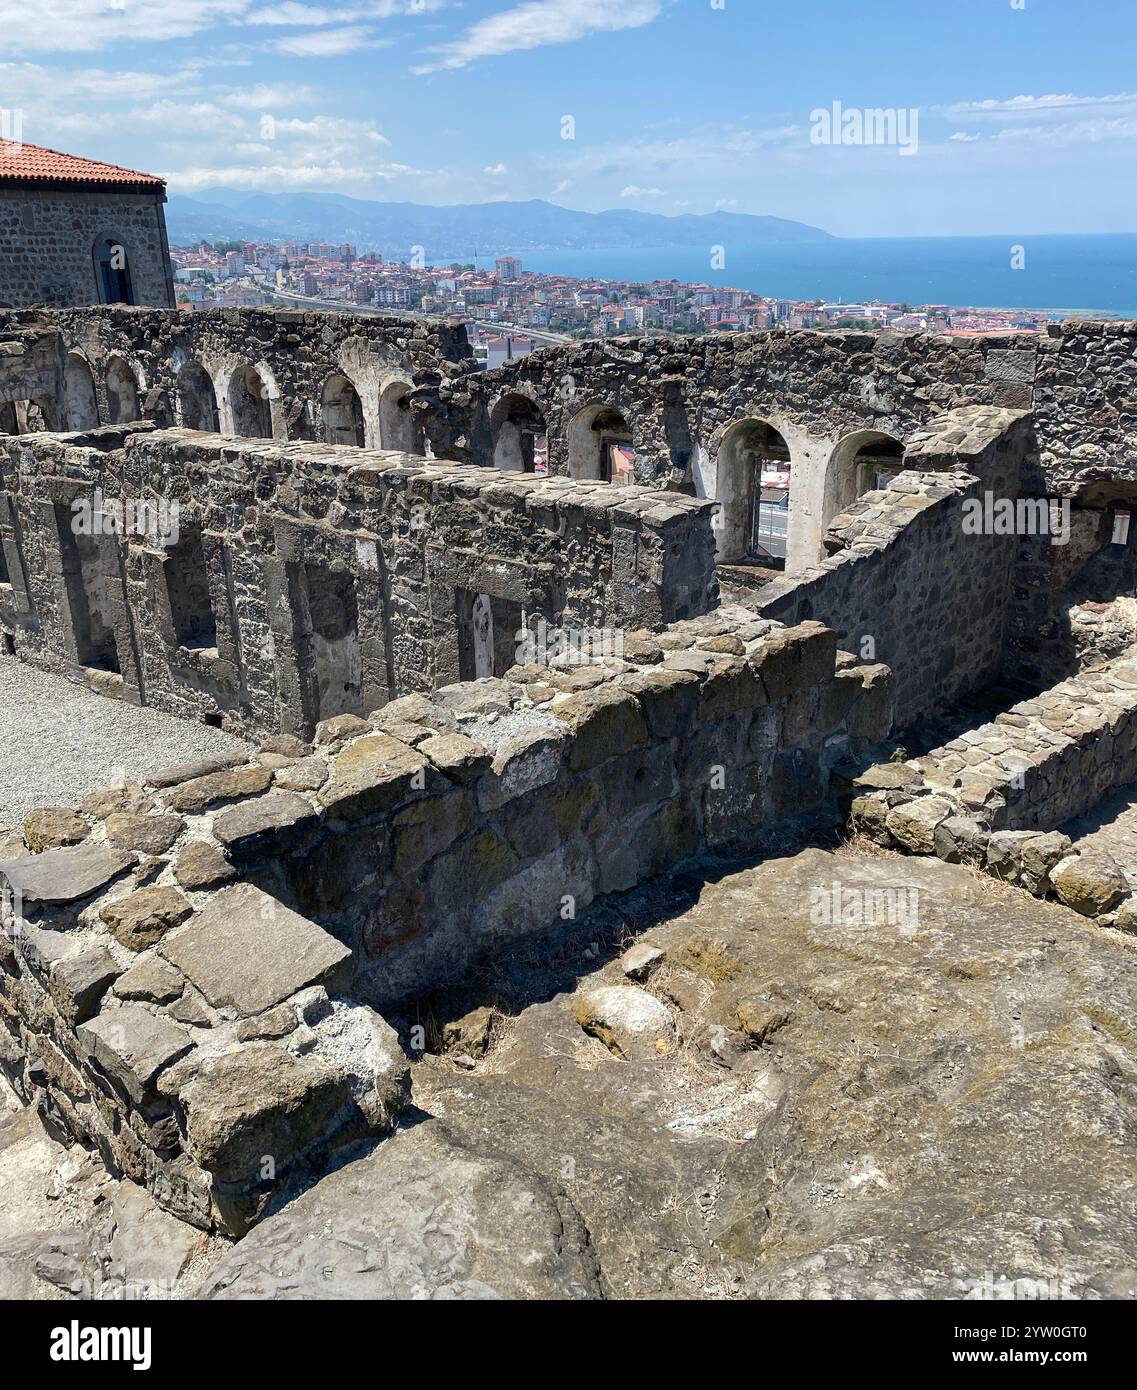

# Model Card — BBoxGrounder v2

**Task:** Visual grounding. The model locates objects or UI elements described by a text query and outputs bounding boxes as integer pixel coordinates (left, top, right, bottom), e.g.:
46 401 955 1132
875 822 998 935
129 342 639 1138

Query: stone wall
847 643 1137 929
0 427 717 737
4 311 1135 579
740 407 1030 727
0 604 892 1233
0 190 175 310
0 306 477 458
464 320 1137 569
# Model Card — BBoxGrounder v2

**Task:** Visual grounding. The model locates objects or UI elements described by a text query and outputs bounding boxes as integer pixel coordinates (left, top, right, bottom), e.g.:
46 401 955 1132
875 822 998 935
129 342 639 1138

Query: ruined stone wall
847 644 1137 925
3 310 1135 577
0 428 716 737
0 190 175 310
0 603 892 1234
0 306 478 458
740 407 1030 728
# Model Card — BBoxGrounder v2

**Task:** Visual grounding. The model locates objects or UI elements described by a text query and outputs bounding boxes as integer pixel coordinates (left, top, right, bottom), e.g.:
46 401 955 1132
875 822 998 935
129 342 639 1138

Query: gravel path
0 657 252 828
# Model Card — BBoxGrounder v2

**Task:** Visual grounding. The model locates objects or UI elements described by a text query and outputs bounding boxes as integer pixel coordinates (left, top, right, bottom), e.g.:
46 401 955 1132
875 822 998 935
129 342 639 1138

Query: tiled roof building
0 140 175 309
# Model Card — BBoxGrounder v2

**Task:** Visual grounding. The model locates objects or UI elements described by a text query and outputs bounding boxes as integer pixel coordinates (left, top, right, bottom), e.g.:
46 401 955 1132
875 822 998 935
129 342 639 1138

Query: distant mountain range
164 189 833 258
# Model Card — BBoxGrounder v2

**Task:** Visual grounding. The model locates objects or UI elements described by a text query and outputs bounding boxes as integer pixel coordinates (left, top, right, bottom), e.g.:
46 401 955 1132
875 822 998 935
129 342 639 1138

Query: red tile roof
0 140 165 191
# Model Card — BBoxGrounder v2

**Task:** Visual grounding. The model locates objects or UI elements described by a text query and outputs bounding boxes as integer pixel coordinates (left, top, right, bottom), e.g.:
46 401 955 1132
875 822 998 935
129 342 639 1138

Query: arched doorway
177 363 220 432
715 419 792 566
63 353 100 430
228 364 273 439
379 380 422 453
105 357 140 424
824 430 905 530
491 393 548 472
322 374 365 447
567 403 634 483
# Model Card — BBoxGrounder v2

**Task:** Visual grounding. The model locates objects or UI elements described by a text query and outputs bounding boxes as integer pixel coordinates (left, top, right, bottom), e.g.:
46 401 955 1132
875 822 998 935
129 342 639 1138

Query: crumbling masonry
1 306 1136 1235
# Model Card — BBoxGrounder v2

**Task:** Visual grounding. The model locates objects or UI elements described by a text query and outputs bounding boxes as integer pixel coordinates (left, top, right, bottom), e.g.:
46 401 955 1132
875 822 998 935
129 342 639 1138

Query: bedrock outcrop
200 846 1137 1300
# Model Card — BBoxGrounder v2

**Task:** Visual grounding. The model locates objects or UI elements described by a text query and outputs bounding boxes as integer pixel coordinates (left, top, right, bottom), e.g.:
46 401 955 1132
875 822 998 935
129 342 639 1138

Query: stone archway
379 380 422 454
322 374 365 447
63 352 100 430
491 392 548 472
105 356 140 425
715 418 792 565
177 362 220 432
823 430 905 531
566 403 634 483
228 364 273 439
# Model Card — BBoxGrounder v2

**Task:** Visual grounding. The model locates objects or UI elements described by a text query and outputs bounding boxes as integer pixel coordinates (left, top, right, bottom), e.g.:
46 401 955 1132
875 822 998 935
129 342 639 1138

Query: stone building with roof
0 140 175 310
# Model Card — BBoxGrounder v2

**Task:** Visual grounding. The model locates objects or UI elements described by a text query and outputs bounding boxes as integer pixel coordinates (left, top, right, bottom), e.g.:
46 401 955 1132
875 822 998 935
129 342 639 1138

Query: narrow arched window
95 238 134 305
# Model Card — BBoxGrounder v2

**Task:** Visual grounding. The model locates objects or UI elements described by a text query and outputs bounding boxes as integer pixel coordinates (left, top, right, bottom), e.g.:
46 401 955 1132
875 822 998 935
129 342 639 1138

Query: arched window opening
567 403 634 483
322 375 365 447
228 364 273 439
379 380 423 454
716 419 791 567
105 357 140 425
177 363 220 432
95 238 134 305
491 394 548 473
63 353 100 430
823 431 905 536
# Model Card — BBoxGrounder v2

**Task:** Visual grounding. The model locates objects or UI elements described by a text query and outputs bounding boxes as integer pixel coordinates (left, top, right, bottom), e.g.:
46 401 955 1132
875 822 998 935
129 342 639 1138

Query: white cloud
484 162 508 176
273 25 387 54
551 178 573 195
620 184 667 198
0 0 440 52
167 161 399 190
948 131 981 142
4 1 250 54
946 92 1137 116
714 197 738 208
412 0 662 75
245 0 445 23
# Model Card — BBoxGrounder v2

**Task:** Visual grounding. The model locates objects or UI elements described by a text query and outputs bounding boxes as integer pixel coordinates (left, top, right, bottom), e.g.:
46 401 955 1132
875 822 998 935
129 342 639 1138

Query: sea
516 234 1137 319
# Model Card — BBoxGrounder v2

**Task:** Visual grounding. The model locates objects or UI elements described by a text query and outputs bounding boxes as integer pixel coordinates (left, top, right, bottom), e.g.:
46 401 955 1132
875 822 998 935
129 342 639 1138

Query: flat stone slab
0 845 133 907
212 792 319 858
77 1004 195 1105
159 883 352 1016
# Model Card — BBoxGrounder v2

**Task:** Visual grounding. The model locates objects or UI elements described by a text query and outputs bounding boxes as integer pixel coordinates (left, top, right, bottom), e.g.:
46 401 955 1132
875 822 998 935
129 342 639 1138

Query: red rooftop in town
0 140 165 193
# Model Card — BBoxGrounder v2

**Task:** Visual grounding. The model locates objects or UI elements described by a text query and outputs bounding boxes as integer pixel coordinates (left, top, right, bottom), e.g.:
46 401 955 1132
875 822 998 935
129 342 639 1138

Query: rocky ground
5 838 1135 1300
1065 780 1137 893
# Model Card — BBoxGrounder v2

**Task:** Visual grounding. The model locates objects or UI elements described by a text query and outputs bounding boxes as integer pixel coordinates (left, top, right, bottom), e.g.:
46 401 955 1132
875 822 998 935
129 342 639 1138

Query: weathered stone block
78 1005 195 1106
165 766 273 815
173 841 235 891
212 792 319 859
24 807 87 853
159 884 352 1016
317 734 430 819
49 946 122 1025
0 845 133 907
617 667 699 739
100 886 193 952
179 1045 351 1190
553 686 649 772
104 813 186 856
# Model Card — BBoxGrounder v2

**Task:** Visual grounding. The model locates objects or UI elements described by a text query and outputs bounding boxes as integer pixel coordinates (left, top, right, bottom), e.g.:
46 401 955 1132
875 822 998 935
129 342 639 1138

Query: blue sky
3 0 1137 235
